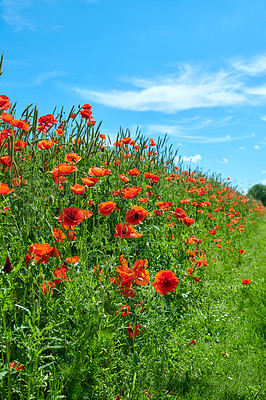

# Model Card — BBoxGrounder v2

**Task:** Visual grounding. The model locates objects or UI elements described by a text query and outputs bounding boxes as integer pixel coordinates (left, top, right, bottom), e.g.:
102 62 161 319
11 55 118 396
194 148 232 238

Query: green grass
0 58 265 399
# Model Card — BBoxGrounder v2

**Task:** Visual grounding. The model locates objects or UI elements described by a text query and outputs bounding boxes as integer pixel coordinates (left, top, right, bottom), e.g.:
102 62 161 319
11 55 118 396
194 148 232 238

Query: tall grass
0 57 265 399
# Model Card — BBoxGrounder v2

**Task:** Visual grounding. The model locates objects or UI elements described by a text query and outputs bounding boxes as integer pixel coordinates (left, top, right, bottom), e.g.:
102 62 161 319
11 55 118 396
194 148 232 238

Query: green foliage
248 183 266 206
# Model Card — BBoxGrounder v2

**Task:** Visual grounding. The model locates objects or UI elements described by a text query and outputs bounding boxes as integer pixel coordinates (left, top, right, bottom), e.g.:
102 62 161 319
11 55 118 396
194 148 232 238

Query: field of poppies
0 56 265 399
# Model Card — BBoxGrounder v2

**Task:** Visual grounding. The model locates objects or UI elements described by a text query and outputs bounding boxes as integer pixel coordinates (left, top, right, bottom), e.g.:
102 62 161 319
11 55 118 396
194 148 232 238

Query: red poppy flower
14 140 28 151
0 156 12 167
128 168 140 176
208 229 216 235
88 166 111 177
1 111 14 123
182 217 195 227
173 207 187 220
81 176 99 187
121 137 132 144
57 163 77 175
54 265 72 283
52 228 66 243
152 270 179 295
66 256 79 264
155 201 173 211
99 201 116 216
114 223 143 238
189 340 197 346
0 95 11 110
0 183 14 195
138 197 149 204
56 207 84 229
242 279 251 285
11 119 29 131
80 209 93 219
125 205 147 225
37 140 54 150
119 173 130 182
28 243 53 256
68 230 77 241
128 324 141 338
8 362 23 370
65 153 82 164
239 249 245 254
123 186 142 199
40 281 56 295
70 184 85 195
132 259 150 286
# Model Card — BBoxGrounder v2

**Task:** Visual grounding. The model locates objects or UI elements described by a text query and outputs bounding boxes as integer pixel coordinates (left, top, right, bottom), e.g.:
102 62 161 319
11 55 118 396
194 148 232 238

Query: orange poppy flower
57 163 77 175
54 265 72 283
81 176 99 187
88 166 111 177
56 207 84 229
99 201 116 216
1 111 14 123
52 228 66 243
70 184 85 195
152 270 179 295
114 223 143 238
40 281 56 295
125 205 147 225
11 119 29 131
121 137 132 144
8 362 23 370
128 168 140 176
68 230 77 241
123 186 142 199
119 173 130 182
66 256 79 264
132 259 150 286
155 201 173 211
138 197 149 204
65 153 82 164
14 140 28 151
0 183 14 195
28 242 54 256
0 155 12 166
37 140 54 150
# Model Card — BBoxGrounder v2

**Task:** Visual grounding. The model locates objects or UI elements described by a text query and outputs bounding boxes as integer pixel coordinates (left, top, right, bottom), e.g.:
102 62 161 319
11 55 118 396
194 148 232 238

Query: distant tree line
248 183 266 206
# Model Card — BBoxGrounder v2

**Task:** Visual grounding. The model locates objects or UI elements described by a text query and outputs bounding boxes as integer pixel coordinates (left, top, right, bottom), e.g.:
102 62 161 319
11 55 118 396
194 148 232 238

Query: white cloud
262 170 266 173
261 116 266 121
222 158 228 164
254 145 260 149
1 0 35 31
232 55 266 75
33 70 68 85
261 179 266 185
180 154 202 163
145 124 255 143
239 146 245 150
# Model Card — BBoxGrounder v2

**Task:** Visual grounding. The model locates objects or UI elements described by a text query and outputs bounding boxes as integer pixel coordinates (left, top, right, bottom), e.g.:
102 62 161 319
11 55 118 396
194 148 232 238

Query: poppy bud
2 256 13 273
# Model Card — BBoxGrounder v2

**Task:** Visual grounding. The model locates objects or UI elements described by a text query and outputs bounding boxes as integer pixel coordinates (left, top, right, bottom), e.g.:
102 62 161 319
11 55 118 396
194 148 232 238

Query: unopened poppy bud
2 256 12 273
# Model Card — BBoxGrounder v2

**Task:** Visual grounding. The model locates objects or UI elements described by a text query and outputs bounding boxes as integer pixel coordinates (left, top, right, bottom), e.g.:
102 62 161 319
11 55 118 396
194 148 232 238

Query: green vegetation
248 183 266 206
0 57 265 399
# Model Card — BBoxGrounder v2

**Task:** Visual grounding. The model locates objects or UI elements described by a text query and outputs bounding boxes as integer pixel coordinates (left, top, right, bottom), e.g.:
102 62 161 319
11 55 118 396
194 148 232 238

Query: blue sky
1 0 266 192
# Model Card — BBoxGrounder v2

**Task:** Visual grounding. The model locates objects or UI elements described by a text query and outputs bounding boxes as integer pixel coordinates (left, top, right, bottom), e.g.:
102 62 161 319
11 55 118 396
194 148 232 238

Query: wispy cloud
232 55 266 75
179 154 202 163
73 56 266 113
33 70 68 85
222 158 228 164
261 179 266 185
254 145 260 150
262 170 266 174
1 0 35 31
145 124 255 144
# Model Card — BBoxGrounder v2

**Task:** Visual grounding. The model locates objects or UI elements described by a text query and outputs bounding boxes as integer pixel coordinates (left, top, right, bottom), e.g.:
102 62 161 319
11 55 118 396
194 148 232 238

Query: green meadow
0 55 265 400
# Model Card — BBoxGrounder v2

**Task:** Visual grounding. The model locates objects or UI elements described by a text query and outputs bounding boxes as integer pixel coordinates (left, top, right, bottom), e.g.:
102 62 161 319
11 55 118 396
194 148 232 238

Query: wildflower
182 217 195 227
114 223 143 238
81 176 99 187
133 259 150 285
152 270 179 295
66 256 79 264
116 305 130 316
37 140 54 150
119 173 130 182
0 155 12 166
2 256 12 273
0 95 11 110
128 168 140 176
8 362 23 370
65 153 82 164
56 207 84 229
54 265 72 283
57 163 77 175
128 324 141 338
0 183 14 195
40 281 56 295
125 205 147 225
123 186 142 199
52 228 66 243
70 184 85 195
242 279 252 285
99 201 116 216
239 249 245 254
209 229 216 235
88 166 111 177
173 207 187 220
189 340 197 346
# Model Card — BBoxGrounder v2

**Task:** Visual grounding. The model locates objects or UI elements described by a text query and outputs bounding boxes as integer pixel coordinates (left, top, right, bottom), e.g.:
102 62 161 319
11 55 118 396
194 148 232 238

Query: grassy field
0 56 265 399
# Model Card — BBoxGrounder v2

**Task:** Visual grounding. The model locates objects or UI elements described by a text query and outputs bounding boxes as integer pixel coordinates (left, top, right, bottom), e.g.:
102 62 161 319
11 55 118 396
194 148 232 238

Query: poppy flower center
164 278 169 286
134 213 140 219
69 215 75 220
